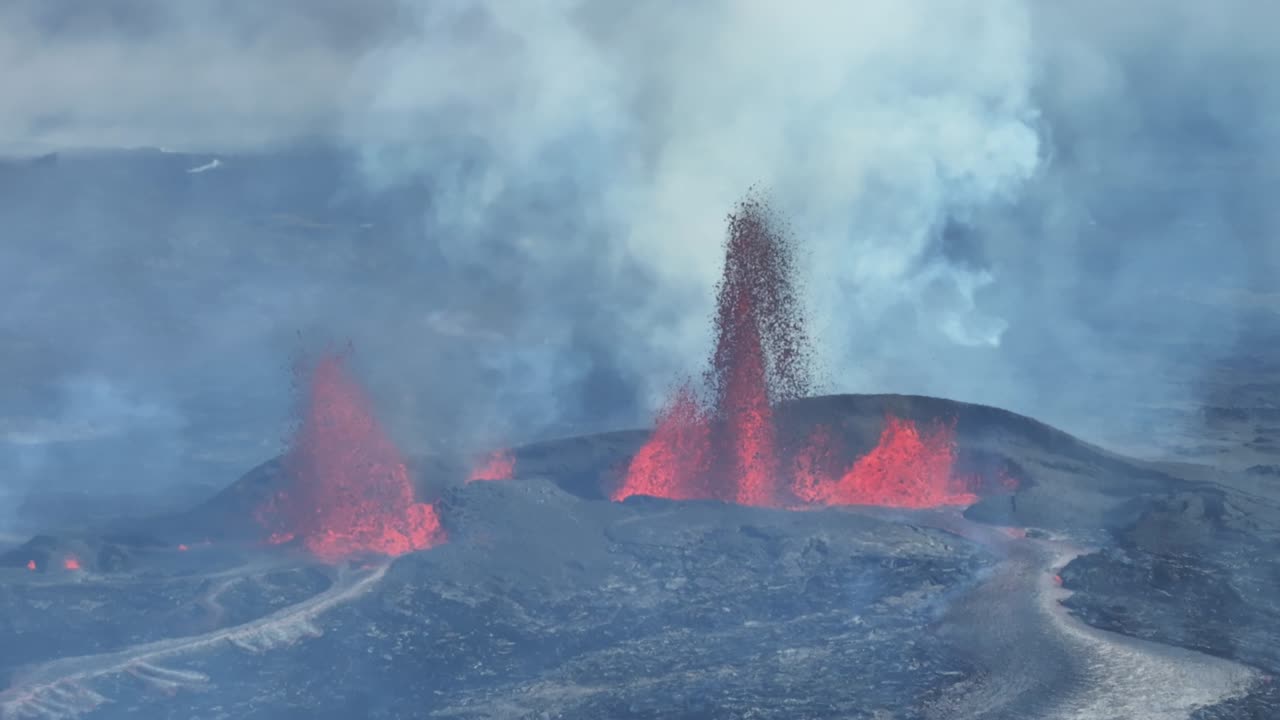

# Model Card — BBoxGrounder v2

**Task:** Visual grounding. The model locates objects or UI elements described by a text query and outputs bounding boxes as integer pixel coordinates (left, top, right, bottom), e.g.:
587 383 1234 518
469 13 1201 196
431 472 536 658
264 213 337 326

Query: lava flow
614 196 1005 509
257 352 446 563
467 449 516 483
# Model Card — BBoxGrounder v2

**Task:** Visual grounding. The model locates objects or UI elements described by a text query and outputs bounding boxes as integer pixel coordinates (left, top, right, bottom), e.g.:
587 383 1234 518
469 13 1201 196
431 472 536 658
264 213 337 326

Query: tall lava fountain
614 197 992 509
614 198 812 506
257 352 446 563
703 200 815 506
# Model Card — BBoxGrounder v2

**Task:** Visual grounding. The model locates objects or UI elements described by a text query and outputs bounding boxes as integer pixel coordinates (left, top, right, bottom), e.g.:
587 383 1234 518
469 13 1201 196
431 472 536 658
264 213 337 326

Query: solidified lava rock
1060 487 1280 679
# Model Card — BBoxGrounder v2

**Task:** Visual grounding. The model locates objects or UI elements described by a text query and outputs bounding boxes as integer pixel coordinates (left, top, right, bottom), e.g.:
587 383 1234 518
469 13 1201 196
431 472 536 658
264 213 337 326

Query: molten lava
26 560 35 571
257 352 446 563
612 382 712 502
616 199 812 506
615 196 1004 510
467 449 516 483
793 417 977 508
712 289 779 506
63 556 82 571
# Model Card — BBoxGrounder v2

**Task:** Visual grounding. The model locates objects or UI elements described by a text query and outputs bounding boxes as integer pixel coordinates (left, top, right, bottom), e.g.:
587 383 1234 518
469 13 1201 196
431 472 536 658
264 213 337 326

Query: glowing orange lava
613 383 712 501
257 352 446 563
26 560 35 571
715 292 779 506
794 416 977 508
614 199 998 510
63 556 82 571
467 449 516 483
615 199 810 505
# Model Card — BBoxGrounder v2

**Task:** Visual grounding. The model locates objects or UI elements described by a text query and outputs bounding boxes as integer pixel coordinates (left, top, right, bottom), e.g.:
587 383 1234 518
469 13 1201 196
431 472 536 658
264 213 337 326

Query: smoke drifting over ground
4 1 1280 511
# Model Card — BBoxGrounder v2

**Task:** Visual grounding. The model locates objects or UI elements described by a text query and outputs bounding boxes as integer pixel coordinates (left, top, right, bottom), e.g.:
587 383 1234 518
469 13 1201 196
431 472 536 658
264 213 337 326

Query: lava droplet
63 556 82 571
256 352 446 563
26 560 35 571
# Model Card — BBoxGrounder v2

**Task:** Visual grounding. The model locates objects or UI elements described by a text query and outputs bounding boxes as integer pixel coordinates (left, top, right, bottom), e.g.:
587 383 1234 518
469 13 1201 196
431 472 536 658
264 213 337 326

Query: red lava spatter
614 199 813 506
25 560 35 571
704 202 815 506
257 353 446 563
793 417 977 508
616 382 712 501
614 196 1004 509
467 449 517 483
63 556 82 571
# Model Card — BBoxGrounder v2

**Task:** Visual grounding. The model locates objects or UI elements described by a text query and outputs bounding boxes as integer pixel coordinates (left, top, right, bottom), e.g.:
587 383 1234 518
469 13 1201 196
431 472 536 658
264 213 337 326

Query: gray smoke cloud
3 0 1280 519
344 0 1041 402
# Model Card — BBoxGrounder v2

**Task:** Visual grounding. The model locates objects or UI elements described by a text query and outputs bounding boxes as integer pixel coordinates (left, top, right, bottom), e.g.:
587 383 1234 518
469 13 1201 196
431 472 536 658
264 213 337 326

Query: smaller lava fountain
467 449 517 483
793 417 977 508
257 352 446 563
616 382 712 501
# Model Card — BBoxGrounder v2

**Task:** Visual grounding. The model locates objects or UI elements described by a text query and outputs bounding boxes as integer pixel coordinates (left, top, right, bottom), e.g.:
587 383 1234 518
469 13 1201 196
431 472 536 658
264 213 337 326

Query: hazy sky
3 0 1280 512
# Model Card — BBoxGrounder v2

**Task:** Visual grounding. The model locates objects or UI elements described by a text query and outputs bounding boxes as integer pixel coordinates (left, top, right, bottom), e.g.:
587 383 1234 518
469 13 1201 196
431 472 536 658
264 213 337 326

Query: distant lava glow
63 556 82 571
467 449 516 483
26 560 35 571
257 353 446 563
614 197 1003 510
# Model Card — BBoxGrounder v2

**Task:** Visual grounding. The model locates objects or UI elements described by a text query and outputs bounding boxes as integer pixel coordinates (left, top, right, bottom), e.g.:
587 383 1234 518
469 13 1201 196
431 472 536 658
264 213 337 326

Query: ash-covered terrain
2 391 1278 719
4 198 1280 719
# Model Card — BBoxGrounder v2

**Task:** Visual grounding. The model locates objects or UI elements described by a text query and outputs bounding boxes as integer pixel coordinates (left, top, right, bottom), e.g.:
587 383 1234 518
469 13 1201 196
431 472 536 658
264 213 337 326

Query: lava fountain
614 198 813 506
614 382 712 501
793 417 977 508
614 196 1008 509
257 352 446 563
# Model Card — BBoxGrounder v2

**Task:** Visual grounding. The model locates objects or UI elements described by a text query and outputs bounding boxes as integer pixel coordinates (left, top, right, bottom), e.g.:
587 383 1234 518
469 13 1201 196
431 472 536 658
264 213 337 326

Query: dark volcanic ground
2 393 1280 718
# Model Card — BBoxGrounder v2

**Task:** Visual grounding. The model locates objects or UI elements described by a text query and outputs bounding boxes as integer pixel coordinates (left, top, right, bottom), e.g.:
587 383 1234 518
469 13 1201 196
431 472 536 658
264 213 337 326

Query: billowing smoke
344 0 1041 412
3 1 1280 518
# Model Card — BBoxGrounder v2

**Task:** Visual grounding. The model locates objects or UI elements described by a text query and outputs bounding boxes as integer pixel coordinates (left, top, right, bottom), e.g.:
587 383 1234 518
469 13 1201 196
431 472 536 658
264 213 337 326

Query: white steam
346 0 1041 404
